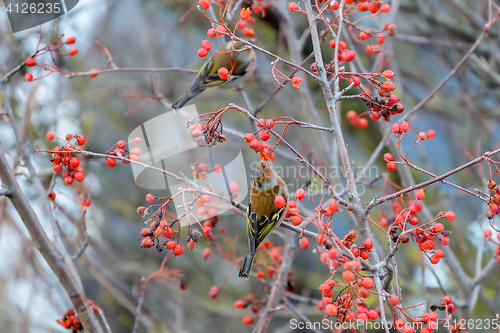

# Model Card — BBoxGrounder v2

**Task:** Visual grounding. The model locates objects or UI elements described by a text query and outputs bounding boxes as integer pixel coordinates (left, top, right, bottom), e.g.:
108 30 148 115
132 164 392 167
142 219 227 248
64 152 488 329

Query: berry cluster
138 192 217 255
203 3 255 37
104 138 142 168
233 294 262 325
316 262 380 322
24 35 90 82
187 118 227 148
486 179 500 220
244 118 276 161
56 299 99 332
46 132 87 185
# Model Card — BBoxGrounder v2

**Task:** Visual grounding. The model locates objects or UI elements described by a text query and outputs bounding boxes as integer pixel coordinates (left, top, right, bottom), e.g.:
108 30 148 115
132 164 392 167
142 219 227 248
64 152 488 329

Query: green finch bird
239 160 289 279
172 40 256 109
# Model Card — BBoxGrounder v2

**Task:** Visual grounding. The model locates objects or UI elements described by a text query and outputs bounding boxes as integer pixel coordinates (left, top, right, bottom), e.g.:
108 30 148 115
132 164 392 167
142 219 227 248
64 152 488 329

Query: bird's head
253 160 275 186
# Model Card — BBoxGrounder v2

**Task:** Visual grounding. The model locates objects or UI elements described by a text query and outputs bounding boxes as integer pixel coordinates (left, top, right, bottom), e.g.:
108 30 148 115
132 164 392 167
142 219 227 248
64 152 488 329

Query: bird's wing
246 185 287 254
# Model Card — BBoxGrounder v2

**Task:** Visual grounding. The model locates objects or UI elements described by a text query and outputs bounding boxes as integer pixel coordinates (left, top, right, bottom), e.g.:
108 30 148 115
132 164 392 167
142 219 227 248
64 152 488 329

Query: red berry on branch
380 4 391 13
274 195 286 208
207 28 216 38
25 73 33 81
259 130 270 141
173 244 184 256
199 0 210 9
46 131 55 140
197 48 208 57
295 189 305 200
288 2 298 11
69 47 78 56
201 40 211 50
66 36 76 44
382 70 394 79
388 294 399 306
218 67 229 80
390 123 400 134
416 189 425 200
26 57 35 67
346 110 358 121
146 194 155 203
330 1 339 10
242 315 254 325
106 158 116 167
299 237 309 248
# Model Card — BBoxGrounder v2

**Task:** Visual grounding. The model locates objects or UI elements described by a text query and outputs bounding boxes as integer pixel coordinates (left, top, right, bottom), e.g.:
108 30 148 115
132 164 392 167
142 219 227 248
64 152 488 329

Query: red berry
383 153 393 161
146 194 155 203
382 81 395 92
24 73 33 81
288 2 297 11
443 295 452 304
25 57 35 67
346 110 358 121
173 244 184 256
207 28 216 38
325 304 338 316
66 36 76 44
53 164 63 173
140 228 151 237
201 40 211 50
265 119 274 128
203 248 211 259
400 121 409 133
70 157 80 168
361 277 374 289
416 189 425 200
387 294 399 306
291 216 302 226
380 4 391 13
427 129 436 138
203 226 212 239
274 195 286 208
166 241 176 249
234 300 245 309
485 230 492 238
382 70 394 79
299 237 309 249
330 1 339 10
106 158 116 167
358 118 369 128
259 130 270 141
391 123 400 134
218 67 229 80
295 189 305 200
244 133 254 142
342 271 354 282
65 176 74 185
76 135 86 145
242 315 253 325
74 172 84 182
141 237 154 248
440 236 450 246
46 131 55 140
69 47 78 56
444 211 456 221
197 48 208 57
199 0 210 9
328 201 339 212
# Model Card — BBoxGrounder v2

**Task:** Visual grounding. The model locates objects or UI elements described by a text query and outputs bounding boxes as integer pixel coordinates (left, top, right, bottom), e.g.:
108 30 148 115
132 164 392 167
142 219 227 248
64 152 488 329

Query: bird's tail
238 250 256 279
172 90 202 110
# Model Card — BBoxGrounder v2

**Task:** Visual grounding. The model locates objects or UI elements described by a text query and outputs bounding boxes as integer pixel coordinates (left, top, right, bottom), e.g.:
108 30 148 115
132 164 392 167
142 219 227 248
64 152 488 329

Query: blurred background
1 0 500 332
